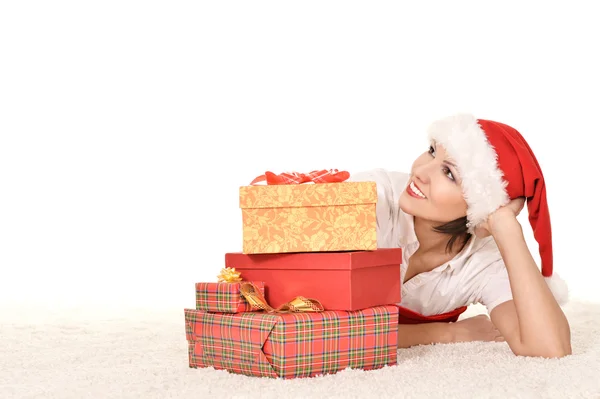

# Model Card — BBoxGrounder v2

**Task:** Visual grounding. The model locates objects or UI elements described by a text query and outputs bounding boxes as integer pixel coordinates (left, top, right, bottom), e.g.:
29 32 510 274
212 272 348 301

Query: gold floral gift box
239 170 378 254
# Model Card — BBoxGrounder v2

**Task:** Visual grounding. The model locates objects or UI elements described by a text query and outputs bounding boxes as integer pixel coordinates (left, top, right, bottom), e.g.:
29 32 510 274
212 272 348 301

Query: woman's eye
428 145 435 155
443 167 455 181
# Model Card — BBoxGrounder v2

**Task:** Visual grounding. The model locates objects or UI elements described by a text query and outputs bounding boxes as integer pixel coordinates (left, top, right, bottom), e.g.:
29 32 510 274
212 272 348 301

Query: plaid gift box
195 281 265 313
184 305 399 379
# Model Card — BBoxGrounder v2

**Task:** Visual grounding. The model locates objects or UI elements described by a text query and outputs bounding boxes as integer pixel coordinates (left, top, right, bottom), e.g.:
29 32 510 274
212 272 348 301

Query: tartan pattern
184 305 399 379
195 282 265 313
184 309 280 378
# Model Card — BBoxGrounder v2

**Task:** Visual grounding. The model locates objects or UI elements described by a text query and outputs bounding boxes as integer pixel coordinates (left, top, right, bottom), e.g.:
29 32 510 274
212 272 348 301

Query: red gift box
195 281 265 313
225 249 402 311
184 305 399 379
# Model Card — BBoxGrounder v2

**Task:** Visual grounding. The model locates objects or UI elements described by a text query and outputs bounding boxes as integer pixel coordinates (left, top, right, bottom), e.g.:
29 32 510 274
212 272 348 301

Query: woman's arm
398 315 505 348
397 323 453 348
486 206 571 358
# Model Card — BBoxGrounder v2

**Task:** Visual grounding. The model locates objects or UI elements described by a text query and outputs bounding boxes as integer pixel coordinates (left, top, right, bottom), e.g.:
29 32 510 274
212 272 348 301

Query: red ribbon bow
250 169 350 185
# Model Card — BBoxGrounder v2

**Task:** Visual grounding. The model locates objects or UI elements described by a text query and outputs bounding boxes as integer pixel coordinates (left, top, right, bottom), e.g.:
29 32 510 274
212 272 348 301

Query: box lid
225 248 402 271
239 181 377 209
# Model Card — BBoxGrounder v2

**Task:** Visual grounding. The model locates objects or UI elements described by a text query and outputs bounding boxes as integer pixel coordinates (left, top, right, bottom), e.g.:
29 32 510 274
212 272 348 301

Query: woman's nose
413 165 430 184
413 159 437 184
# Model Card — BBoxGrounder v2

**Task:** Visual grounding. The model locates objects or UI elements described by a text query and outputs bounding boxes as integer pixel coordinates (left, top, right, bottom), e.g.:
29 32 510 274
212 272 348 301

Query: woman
349 113 571 358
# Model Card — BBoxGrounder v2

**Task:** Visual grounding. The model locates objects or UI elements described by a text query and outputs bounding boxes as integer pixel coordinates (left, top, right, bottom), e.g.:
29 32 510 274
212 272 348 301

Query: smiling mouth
407 181 427 199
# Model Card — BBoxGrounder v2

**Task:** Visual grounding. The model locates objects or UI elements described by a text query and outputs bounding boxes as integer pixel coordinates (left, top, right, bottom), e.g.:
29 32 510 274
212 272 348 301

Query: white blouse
349 169 514 315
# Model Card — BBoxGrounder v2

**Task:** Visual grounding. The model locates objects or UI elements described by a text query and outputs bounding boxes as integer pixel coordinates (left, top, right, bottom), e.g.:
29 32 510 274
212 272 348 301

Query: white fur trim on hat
427 114 510 234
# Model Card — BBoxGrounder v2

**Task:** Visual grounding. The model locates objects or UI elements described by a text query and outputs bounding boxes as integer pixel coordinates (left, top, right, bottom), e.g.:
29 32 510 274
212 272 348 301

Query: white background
1 1 598 310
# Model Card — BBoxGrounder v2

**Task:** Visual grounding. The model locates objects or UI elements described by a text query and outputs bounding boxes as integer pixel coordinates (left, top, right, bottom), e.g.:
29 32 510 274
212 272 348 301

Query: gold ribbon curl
239 282 324 313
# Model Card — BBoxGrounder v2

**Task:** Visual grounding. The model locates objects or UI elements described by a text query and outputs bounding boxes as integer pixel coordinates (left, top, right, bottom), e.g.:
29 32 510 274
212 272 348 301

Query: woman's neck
413 216 457 256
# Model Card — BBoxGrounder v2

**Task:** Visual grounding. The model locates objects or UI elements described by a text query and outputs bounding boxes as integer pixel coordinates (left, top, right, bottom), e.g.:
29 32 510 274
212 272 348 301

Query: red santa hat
427 113 568 305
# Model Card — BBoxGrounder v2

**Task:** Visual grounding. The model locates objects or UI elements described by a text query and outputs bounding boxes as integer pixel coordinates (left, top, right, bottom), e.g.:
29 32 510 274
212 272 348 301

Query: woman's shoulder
463 236 505 271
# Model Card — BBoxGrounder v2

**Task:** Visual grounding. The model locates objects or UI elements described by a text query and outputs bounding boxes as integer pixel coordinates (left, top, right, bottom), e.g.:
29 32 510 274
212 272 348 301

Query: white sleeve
476 259 514 314
348 169 404 248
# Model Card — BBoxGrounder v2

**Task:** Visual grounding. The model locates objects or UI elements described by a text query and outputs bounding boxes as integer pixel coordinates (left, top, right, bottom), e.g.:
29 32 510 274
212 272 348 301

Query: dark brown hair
433 216 472 254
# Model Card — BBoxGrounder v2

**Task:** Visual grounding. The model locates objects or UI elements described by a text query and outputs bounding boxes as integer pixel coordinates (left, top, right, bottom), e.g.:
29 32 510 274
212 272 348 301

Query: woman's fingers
493 327 505 342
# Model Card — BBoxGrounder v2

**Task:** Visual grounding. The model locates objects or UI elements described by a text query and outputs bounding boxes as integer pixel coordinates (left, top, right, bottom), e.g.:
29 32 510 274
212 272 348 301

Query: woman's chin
398 194 419 216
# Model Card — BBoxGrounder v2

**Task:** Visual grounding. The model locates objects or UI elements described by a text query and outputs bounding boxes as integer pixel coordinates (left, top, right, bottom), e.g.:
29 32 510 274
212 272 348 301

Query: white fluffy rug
2 301 600 399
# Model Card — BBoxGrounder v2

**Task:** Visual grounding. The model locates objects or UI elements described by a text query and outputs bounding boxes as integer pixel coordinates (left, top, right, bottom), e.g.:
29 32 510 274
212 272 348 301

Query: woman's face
399 142 468 223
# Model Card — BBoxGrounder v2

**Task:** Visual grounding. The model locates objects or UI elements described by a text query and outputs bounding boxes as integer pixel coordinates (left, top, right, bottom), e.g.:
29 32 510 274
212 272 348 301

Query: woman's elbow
511 341 572 358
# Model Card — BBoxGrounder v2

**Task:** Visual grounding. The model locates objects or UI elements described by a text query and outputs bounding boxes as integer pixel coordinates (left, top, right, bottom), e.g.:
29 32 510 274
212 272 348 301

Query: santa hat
427 113 568 305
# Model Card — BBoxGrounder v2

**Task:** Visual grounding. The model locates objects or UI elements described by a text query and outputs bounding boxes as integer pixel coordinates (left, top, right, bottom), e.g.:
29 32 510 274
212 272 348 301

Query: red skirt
396 305 467 324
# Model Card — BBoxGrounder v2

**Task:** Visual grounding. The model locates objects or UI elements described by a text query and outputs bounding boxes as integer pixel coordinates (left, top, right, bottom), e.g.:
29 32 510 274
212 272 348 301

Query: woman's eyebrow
445 159 458 168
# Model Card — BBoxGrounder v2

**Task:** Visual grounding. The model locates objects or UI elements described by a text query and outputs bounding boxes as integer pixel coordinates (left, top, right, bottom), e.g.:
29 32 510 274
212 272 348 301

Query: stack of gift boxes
184 170 403 379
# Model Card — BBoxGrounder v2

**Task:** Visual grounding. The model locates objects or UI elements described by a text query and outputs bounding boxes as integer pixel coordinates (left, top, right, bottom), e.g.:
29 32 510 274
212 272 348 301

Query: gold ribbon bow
217 267 242 283
239 281 324 313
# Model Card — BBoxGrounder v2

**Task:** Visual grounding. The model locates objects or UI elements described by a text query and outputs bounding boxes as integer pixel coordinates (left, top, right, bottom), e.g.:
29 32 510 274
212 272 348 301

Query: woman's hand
474 197 526 238
450 314 505 343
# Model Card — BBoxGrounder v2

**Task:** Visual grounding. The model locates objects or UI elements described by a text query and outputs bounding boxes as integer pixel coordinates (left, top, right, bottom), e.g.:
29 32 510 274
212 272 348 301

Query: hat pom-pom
545 274 569 306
